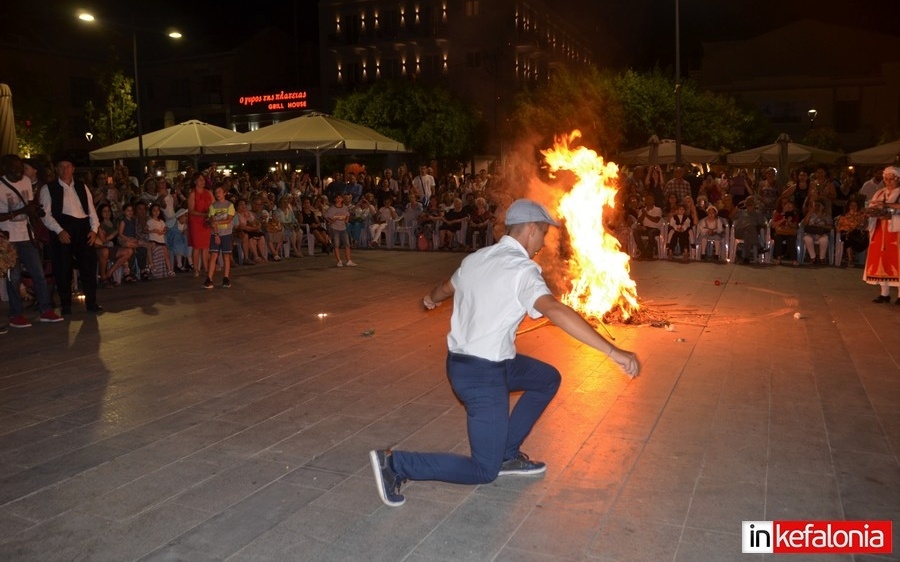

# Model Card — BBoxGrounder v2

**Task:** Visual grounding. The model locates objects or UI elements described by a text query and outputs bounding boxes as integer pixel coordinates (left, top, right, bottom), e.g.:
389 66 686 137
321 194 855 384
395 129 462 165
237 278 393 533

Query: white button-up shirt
39 178 99 234
448 235 552 361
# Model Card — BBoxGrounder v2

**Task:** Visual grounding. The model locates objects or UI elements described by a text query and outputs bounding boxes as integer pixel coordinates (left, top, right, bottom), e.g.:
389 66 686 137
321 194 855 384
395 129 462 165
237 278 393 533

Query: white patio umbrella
205 112 408 180
726 139 844 166
0 84 18 157
89 119 239 160
614 138 720 166
847 139 900 166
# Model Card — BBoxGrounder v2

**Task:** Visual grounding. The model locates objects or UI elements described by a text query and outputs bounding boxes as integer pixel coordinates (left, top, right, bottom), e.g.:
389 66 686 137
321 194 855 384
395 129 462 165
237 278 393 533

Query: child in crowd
147 204 175 277
204 186 236 288
166 208 191 271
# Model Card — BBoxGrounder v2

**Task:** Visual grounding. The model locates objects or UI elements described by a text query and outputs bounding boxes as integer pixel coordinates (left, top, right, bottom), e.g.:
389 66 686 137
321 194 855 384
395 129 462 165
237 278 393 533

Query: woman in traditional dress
865 166 900 304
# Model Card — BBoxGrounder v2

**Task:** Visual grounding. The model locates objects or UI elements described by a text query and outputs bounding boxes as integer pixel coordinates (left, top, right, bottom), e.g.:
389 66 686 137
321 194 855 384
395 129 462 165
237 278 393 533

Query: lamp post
807 108 818 130
77 11 181 181
674 0 683 167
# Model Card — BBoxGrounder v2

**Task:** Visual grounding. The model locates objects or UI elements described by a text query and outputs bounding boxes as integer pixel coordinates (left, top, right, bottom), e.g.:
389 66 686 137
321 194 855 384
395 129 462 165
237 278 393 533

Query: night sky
8 0 900 73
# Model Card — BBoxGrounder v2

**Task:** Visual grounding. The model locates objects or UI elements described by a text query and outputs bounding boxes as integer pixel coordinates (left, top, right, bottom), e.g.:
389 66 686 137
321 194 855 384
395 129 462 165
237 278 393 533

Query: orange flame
542 131 640 321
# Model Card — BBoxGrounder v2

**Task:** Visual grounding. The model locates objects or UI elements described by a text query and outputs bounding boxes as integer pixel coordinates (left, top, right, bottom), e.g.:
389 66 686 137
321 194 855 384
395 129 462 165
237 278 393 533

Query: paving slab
0 250 898 561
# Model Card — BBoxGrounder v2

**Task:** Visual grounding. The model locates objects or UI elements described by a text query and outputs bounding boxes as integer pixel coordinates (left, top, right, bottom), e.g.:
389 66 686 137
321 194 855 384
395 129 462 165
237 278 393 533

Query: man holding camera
0 154 63 327
39 154 102 315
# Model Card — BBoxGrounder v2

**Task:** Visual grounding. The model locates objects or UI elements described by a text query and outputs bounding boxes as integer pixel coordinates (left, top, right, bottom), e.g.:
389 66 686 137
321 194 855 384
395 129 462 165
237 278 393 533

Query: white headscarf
884 166 900 180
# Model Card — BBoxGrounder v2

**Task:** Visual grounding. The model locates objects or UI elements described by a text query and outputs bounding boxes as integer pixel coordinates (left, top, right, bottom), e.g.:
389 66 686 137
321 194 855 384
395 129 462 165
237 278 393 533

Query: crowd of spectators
618 163 879 267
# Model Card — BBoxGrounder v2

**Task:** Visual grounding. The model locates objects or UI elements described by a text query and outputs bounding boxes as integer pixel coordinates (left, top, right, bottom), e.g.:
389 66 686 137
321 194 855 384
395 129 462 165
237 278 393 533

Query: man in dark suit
39 154 102 314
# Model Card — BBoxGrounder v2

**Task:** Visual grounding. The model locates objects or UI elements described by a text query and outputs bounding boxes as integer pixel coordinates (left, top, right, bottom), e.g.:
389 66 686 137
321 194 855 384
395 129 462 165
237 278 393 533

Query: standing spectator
756 167 781 219
203 186 235 289
858 168 883 206
146 203 175 277
166 208 190 271
0 154 63 326
645 165 666 208
664 165 691 203
865 167 900 303
39 154 102 314
412 165 435 206
324 193 356 267
186 172 213 277
368 199 638 507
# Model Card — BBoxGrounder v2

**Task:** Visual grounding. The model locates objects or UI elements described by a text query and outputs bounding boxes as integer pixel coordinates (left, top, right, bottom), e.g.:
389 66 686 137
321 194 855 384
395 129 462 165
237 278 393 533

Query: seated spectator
438 197 467 251
666 203 693 261
369 196 398 247
696 206 725 261
262 209 284 261
771 199 800 266
731 197 767 264
464 196 494 250
834 196 868 267
633 193 663 260
299 197 331 253
604 203 636 256
117 203 149 280
349 193 376 246
418 198 444 249
96 203 134 286
166 208 191 271
801 199 833 266
274 196 303 257
243 198 268 263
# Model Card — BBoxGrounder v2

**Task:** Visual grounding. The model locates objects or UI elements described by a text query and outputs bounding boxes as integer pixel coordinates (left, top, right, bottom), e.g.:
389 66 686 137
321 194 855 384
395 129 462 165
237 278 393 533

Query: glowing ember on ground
543 131 640 322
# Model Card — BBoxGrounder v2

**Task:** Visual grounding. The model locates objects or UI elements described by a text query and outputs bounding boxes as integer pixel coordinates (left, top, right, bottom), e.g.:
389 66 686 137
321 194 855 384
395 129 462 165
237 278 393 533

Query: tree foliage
505 67 625 157
507 66 773 157
333 80 479 165
85 64 137 147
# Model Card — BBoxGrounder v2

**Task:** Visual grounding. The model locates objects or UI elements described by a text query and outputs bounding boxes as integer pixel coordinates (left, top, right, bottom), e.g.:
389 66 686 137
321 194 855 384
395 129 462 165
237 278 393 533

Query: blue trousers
392 352 560 484
5 240 53 317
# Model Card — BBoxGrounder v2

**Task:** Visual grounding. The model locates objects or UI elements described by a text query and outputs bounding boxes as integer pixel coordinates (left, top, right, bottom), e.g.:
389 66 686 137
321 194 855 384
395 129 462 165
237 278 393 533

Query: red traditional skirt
863 218 899 285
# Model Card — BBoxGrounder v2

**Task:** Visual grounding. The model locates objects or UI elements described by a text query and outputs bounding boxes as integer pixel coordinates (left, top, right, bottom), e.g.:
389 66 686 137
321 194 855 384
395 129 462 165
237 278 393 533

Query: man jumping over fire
369 198 640 507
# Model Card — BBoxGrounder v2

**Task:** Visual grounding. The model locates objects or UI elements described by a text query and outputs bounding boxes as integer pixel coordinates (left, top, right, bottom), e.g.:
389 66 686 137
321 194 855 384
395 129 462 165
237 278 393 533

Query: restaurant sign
238 90 308 112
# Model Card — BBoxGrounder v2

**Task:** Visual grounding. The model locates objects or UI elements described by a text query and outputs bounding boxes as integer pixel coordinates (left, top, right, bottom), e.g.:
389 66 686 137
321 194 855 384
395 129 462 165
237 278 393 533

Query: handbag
804 225 830 235
265 219 283 233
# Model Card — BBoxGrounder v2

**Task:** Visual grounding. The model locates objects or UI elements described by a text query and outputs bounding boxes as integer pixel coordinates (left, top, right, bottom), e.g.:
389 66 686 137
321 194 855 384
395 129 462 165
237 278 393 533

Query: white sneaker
336 261 344 267
345 260 357 267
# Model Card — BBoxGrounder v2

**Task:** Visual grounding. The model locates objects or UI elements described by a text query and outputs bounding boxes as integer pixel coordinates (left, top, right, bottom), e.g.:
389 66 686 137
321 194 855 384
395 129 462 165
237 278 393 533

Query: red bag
417 233 429 251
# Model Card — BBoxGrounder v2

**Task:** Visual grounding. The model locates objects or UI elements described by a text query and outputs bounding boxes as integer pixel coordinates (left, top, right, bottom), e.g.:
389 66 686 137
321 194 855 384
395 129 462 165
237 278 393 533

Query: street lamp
807 108 818 130
674 0 682 167
77 11 181 180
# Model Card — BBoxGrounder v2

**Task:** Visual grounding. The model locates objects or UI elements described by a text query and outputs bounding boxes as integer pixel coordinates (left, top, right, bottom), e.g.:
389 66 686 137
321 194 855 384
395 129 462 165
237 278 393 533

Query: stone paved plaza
0 249 898 561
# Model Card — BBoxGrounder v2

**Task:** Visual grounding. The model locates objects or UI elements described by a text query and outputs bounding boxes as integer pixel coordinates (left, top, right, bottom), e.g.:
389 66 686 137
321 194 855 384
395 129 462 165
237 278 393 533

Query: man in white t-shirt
0 154 63 327
369 199 639 507
859 168 883 206
411 165 435 206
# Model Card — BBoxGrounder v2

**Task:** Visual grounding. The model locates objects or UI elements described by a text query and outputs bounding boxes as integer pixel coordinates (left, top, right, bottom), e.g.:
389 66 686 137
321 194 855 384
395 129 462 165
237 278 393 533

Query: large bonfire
542 131 640 322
